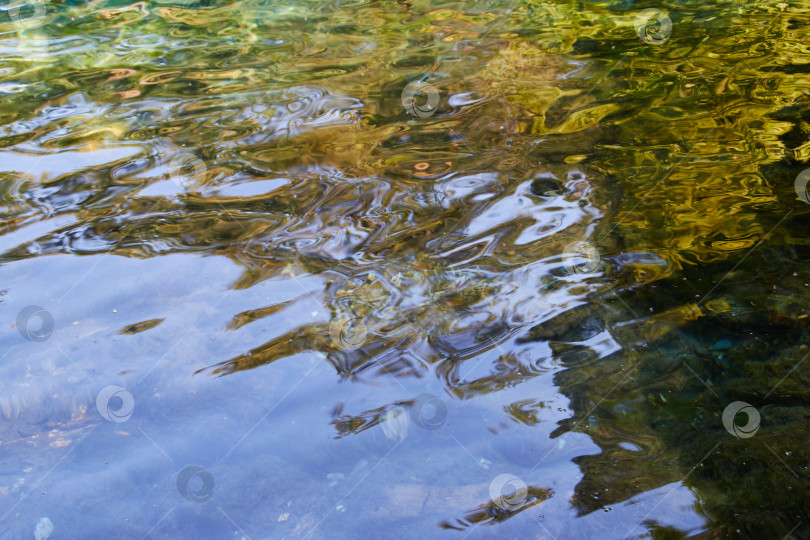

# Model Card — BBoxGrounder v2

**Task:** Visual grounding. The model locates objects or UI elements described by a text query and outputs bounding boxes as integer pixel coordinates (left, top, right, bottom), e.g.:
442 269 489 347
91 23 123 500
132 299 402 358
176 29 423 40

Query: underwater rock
530 177 564 197
519 303 608 343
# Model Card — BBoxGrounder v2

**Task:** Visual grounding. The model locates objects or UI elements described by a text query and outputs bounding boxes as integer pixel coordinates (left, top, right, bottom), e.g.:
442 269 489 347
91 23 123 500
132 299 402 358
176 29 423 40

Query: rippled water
1 0 809 538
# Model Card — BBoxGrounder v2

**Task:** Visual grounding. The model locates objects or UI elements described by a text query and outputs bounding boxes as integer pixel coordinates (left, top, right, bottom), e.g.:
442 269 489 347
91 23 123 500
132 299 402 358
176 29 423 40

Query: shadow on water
0 0 809 538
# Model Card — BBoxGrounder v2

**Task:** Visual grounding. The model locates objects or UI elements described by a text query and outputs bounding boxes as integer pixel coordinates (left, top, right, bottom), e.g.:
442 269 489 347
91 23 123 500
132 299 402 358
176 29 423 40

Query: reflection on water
1 0 809 538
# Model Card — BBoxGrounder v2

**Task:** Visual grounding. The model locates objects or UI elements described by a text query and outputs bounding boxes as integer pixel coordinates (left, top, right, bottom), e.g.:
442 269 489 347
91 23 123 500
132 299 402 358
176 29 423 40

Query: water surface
1 0 809 538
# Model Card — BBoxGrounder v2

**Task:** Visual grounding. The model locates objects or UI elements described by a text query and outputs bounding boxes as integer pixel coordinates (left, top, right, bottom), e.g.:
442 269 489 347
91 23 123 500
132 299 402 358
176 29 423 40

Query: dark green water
1 0 809 538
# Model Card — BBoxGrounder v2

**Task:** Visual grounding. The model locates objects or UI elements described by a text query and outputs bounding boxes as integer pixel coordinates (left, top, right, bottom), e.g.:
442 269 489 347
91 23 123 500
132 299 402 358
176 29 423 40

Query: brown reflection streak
439 487 553 530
